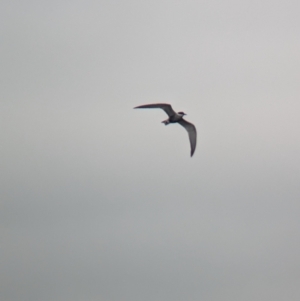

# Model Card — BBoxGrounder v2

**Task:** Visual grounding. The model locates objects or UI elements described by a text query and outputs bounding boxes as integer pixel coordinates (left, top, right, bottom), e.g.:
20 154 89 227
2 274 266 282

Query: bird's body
134 103 197 157
162 112 184 124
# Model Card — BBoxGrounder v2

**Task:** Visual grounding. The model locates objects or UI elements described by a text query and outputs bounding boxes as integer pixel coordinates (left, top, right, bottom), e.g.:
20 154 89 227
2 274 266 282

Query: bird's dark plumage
134 103 176 117
178 119 197 156
134 103 197 157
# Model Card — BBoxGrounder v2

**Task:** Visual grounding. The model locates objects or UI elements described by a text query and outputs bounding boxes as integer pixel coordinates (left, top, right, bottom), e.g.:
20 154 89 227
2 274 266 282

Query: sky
1 0 300 300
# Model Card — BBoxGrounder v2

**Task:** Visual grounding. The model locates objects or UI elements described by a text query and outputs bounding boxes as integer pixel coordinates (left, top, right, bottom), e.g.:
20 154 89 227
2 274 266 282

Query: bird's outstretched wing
134 103 176 117
178 119 197 157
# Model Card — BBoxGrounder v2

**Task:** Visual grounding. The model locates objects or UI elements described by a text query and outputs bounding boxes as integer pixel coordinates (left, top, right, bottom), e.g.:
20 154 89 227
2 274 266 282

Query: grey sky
1 1 300 300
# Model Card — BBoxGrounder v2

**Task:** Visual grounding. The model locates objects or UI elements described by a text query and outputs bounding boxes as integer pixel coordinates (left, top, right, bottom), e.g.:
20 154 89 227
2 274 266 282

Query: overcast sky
1 1 300 300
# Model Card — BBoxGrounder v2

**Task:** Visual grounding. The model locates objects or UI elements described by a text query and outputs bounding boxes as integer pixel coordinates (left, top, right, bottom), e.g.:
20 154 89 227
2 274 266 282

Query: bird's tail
162 119 170 125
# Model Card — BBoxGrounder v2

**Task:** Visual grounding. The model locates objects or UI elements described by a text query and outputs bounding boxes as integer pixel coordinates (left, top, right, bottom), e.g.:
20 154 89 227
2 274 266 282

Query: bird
134 103 197 157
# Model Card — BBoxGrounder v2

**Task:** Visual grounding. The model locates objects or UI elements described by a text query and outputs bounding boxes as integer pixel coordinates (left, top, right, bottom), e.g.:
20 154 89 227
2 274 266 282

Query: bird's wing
134 103 176 117
178 119 197 157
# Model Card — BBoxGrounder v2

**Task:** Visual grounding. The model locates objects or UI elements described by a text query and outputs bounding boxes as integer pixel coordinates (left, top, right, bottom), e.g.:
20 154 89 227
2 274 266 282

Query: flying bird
134 103 197 157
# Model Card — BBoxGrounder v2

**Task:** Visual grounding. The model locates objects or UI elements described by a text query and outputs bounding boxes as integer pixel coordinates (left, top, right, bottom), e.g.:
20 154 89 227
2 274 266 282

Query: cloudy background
1 1 300 300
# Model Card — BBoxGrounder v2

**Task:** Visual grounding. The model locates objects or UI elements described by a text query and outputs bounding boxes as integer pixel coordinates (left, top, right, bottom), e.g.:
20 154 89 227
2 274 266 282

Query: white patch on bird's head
177 111 186 116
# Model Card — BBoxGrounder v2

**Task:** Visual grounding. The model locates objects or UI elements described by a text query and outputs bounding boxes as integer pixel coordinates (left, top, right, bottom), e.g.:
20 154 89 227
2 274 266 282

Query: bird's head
178 111 186 116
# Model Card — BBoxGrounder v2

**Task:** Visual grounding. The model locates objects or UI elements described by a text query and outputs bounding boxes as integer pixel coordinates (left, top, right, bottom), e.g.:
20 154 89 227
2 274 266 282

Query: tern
134 103 197 157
